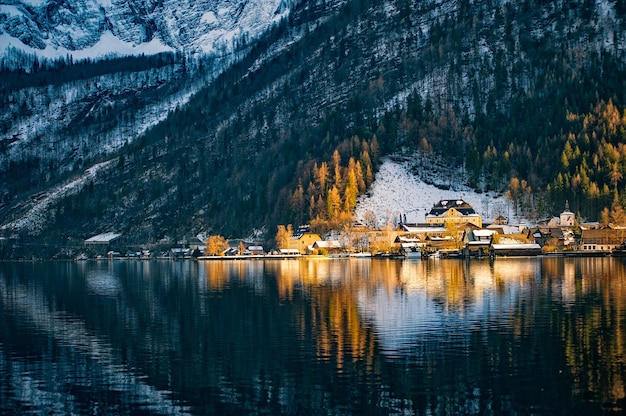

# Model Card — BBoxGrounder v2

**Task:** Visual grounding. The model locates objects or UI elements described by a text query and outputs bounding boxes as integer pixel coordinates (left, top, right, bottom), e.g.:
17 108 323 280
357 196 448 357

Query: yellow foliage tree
205 235 229 256
610 195 626 225
275 224 293 249
343 164 358 212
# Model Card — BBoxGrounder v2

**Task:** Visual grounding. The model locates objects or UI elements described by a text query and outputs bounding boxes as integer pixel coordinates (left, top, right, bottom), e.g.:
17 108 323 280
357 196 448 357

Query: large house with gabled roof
425 199 482 228
287 225 322 254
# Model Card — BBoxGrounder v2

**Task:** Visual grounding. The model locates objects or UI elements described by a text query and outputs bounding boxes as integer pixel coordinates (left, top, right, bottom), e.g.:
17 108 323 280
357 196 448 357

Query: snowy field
354 155 517 226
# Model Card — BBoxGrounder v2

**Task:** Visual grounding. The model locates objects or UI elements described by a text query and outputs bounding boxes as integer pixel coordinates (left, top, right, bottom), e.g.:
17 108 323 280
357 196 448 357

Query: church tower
560 200 575 227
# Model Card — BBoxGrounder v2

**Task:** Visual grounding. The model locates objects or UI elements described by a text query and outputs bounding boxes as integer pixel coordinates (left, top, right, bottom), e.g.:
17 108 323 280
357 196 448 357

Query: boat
612 242 626 257
439 249 463 259
426 251 441 259
405 247 422 259
350 252 372 257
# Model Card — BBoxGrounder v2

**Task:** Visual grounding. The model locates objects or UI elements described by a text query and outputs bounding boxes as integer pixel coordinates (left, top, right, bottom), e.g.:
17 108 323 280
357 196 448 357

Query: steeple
560 200 575 227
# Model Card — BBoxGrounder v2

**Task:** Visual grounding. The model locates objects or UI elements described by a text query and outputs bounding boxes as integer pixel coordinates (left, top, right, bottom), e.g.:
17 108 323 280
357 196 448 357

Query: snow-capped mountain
0 0 331 203
0 0 292 60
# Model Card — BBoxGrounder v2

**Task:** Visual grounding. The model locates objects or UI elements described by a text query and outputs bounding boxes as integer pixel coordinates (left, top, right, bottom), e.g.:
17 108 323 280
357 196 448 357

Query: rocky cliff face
0 0 292 58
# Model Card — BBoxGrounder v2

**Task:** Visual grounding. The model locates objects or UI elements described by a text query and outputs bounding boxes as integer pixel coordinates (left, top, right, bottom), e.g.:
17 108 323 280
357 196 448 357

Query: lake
1 257 625 415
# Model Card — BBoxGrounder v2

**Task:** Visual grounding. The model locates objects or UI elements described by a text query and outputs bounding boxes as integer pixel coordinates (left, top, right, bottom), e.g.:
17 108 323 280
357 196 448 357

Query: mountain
1 0 626 258
0 0 303 204
0 0 292 60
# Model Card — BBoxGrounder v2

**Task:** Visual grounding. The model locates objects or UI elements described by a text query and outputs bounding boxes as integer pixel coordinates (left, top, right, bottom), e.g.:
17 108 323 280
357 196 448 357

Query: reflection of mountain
85 265 121 297
0 264 189 414
1 259 625 414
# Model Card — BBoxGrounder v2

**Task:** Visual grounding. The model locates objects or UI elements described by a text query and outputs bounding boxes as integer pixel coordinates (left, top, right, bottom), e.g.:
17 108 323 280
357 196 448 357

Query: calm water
1 258 625 415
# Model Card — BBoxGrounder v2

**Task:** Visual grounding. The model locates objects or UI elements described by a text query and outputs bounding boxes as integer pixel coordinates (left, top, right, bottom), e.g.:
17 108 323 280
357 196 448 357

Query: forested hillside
1 0 625 254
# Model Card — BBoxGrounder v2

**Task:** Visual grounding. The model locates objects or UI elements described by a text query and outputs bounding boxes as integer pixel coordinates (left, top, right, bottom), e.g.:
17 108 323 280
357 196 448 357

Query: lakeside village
64 198 626 261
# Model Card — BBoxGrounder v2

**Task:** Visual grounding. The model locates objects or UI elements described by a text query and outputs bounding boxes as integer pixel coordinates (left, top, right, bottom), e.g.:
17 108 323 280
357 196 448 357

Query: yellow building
425 199 482 228
288 227 322 254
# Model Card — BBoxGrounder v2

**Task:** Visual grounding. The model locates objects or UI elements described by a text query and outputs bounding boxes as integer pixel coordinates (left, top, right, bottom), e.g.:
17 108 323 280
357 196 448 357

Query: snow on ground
0 31 174 62
355 155 517 226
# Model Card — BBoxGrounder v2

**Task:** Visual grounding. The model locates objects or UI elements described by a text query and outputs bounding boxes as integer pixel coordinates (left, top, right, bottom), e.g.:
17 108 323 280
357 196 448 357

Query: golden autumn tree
326 185 342 218
355 160 366 192
275 224 293 249
343 162 358 212
313 162 329 193
205 235 229 256
332 149 342 189
610 194 626 225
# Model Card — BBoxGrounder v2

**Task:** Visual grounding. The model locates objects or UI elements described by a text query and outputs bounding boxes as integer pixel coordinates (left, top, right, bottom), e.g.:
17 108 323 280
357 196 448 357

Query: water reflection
0 258 625 415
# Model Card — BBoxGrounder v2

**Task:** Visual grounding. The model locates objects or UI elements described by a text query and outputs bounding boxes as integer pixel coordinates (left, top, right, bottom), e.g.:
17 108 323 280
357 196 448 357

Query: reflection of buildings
357 258 567 355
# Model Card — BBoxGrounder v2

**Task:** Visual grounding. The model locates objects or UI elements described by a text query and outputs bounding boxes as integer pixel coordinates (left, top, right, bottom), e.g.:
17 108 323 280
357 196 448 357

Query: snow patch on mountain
69 31 175 60
355 155 517 227
0 31 175 62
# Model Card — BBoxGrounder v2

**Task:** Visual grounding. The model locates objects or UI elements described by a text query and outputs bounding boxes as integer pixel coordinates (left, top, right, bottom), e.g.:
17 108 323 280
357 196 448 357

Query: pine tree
506 177 521 214
600 207 611 226
291 182 305 224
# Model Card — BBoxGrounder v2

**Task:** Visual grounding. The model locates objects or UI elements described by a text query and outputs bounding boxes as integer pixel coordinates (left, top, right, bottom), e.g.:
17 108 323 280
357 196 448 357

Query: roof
395 235 421 243
427 199 476 217
491 243 542 251
291 229 321 240
473 229 496 237
292 225 314 238
188 237 205 245
528 227 565 237
467 240 491 246
581 228 626 240
487 224 525 234
399 224 447 233
313 240 342 249
84 232 122 244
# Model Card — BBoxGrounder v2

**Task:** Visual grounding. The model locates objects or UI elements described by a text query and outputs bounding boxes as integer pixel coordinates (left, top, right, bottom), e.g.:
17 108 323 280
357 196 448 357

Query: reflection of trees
354 258 626 413
542 257 626 411
1 258 625 414
268 257 626 413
